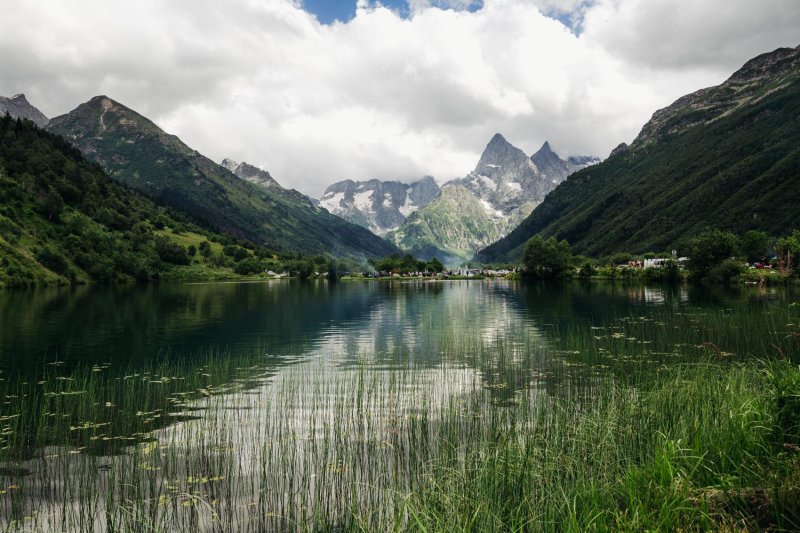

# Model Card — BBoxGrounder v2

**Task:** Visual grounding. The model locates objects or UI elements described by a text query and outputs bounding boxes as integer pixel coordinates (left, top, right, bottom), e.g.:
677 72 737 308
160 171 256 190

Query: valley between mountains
2 44 800 284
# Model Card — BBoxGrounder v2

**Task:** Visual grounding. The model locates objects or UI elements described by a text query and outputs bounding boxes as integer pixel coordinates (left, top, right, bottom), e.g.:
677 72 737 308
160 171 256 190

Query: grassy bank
406 359 800 531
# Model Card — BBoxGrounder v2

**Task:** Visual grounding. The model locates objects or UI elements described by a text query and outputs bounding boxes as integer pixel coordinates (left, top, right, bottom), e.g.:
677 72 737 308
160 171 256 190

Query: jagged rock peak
0 92 50 127
531 140 599 183
221 159 281 190
610 143 629 157
476 133 531 169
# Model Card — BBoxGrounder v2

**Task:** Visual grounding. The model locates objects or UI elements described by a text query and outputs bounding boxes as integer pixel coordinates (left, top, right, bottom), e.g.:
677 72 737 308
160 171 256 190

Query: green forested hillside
478 46 800 262
46 96 397 259
0 115 267 287
387 185 511 265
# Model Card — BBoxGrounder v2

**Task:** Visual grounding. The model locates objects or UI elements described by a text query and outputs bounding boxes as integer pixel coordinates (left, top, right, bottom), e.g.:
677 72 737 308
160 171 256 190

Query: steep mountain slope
0 94 49 127
477 45 800 263
0 115 240 287
319 176 439 236
387 185 505 264
388 134 596 263
46 96 397 259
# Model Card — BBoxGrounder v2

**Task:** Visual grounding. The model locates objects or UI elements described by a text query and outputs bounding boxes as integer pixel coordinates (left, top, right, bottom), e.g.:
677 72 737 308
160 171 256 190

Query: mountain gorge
478 45 800 263
45 96 397 259
387 135 598 264
319 176 440 236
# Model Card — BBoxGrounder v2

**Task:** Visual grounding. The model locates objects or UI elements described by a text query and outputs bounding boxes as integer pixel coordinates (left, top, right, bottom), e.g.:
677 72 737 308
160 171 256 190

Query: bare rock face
0 94 49 127
319 176 439 236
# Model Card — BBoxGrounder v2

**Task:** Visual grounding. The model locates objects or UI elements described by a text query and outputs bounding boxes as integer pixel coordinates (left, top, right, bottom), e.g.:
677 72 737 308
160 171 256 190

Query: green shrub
578 261 596 279
154 236 189 265
523 236 573 279
233 257 264 275
35 246 69 274
709 258 746 284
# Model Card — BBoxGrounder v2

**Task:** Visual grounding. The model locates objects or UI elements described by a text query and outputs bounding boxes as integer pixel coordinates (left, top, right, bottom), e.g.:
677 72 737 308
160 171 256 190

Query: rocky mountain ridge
629 45 800 151
46 95 398 259
387 135 598 263
0 93 50 127
221 159 281 190
319 176 439 236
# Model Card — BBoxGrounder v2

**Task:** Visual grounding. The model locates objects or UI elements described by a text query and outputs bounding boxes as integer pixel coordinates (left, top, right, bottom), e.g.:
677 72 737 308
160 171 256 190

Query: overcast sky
2 0 799 196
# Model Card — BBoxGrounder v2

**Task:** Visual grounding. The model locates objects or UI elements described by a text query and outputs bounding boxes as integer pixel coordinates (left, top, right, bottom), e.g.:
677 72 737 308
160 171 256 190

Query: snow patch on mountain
318 176 440 236
320 192 345 212
353 190 374 211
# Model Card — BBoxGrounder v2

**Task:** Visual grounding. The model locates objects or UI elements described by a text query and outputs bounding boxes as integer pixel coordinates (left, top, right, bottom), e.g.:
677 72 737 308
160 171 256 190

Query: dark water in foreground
1 280 797 375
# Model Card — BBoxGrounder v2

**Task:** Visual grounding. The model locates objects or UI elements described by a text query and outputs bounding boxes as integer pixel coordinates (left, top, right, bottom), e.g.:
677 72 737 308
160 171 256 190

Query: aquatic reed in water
0 304 797 531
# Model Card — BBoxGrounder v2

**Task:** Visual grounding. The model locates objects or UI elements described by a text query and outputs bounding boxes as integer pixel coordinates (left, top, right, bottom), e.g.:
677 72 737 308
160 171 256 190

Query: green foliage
606 252 633 265
198 240 212 258
523 236 573 279
0 116 237 287
154 236 189 265
426 257 445 273
775 229 800 276
35 246 69 275
369 253 426 274
577 260 596 279
740 230 771 263
290 259 315 280
683 229 739 279
643 259 682 283
233 256 264 275
709 258 747 284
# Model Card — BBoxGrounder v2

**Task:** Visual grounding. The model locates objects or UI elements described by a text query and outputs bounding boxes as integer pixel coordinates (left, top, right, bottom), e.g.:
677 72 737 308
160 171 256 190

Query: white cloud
0 0 798 196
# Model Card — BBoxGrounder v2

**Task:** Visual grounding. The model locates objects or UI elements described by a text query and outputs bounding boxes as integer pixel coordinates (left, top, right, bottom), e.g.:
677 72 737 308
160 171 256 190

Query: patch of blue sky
301 0 483 25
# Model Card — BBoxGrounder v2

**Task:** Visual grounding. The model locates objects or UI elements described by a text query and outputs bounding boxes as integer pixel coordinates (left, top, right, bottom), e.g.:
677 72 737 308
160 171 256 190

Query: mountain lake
0 280 798 530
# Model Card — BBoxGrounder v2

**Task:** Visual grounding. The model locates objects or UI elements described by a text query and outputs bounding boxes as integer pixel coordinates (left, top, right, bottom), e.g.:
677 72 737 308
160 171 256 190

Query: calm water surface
1 279 797 374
